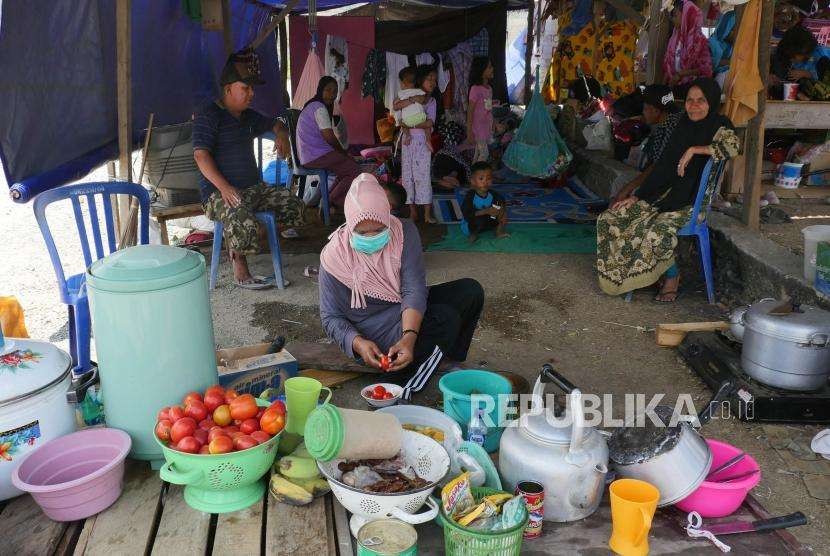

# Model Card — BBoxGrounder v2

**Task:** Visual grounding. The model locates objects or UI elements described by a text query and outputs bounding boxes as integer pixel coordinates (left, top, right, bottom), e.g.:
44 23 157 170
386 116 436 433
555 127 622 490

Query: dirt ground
759 197 830 256
2 171 828 553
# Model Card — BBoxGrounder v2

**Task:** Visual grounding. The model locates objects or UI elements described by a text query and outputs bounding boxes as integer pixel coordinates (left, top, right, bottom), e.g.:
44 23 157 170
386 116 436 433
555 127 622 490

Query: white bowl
361 383 402 407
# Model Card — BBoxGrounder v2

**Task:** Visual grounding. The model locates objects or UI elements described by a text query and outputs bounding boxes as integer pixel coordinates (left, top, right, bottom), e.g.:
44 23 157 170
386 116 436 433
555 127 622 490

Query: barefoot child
461 162 508 243
467 57 497 163
400 65 438 224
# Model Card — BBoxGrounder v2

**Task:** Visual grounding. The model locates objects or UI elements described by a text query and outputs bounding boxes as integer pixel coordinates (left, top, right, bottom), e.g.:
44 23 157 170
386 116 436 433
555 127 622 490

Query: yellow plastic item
608 479 660 556
0 296 29 338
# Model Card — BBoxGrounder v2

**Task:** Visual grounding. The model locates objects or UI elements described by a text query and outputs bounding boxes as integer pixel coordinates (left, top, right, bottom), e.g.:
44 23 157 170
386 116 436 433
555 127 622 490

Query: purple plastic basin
11 428 131 522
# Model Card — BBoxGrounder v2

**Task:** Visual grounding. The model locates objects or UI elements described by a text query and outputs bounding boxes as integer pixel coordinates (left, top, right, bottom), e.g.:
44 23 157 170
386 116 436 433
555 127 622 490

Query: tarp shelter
0 0 294 203
289 0 511 145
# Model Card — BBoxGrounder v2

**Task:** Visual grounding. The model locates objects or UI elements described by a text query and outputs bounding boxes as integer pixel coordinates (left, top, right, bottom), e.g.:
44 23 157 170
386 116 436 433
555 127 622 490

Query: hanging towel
415 52 434 67
384 52 410 115
503 68 572 178
438 54 451 93
325 35 349 106
723 0 763 126
291 49 325 109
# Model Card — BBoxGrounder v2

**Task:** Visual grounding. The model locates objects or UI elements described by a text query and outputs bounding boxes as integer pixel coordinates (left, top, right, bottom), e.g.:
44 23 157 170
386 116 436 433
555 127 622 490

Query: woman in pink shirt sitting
466 57 498 163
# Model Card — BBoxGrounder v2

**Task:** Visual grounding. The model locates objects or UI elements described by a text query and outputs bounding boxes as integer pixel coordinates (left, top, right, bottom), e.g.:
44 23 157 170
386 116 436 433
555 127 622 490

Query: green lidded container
357 519 418 556
86 245 218 463
304 404 402 462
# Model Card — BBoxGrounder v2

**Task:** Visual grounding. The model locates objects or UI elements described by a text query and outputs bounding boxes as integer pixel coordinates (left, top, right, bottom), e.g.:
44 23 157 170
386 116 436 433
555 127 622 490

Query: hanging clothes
362 49 387 104
384 52 409 115
437 55 451 94
446 41 474 113
545 9 599 102
291 49 325 109
416 52 434 67
709 10 737 80
325 35 349 106
594 20 638 98
723 0 764 126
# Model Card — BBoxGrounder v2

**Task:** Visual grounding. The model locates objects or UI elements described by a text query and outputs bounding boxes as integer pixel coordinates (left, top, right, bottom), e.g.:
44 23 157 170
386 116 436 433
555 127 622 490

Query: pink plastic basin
11 428 131 522
675 439 761 517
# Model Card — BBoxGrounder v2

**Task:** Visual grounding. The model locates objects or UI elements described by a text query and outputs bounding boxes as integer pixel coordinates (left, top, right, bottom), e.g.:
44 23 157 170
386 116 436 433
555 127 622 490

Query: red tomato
268 400 287 415
182 391 203 406
198 445 211 454
193 428 208 446
205 384 225 397
208 427 228 443
223 425 240 435
170 417 197 444
198 418 215 431
229 394 258 421
380 355 392 371
256 409 265 420
176 436 201 454
168 406 185 422
240 418 259 435
260 407 286 435
250 430 271 445
224 389 239 404
373 385 387 398
383 392 394 400
157 407 171 422
230 431 245 441
209 435 233 454
213 404 232 426
185 400 208 422
155 419 173 442
203 390 225 412
233 435 257 451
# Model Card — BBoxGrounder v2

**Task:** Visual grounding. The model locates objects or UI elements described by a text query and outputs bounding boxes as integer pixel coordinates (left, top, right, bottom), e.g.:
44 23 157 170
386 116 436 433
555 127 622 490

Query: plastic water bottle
467 409 488 447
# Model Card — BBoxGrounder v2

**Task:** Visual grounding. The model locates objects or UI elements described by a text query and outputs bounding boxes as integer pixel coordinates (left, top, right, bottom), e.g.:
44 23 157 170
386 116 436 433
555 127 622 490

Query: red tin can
515 480 544 539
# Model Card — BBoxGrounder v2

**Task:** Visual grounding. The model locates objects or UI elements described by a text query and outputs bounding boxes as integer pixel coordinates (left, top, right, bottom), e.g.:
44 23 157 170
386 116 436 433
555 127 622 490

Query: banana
278 455 321 480
289 476 331 497
269 474 313 506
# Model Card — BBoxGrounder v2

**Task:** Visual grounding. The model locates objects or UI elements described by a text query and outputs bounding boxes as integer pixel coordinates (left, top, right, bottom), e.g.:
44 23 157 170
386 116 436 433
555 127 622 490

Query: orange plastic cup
608 479 660 556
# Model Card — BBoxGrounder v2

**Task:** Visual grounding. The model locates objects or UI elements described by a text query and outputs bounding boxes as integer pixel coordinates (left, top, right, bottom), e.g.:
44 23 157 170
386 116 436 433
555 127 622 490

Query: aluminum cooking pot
608 381 733 507
737 300 830 391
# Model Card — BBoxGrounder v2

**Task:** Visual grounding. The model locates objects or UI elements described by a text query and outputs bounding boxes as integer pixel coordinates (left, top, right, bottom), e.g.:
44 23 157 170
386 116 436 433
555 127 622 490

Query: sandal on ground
280 228 300 239
654 289 681 303
234 276 273 290
303 265 319 278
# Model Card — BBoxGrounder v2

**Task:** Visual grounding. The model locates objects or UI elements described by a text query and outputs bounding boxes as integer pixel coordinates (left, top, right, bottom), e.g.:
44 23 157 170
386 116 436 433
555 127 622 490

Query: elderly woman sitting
597 78 740 303
318 174 484 397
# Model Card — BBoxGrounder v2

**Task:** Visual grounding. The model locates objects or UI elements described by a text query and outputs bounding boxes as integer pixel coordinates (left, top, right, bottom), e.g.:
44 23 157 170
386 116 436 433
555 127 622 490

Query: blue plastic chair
209 212 285 290
677 158 726 305
33 181 150 376
285 108 330 225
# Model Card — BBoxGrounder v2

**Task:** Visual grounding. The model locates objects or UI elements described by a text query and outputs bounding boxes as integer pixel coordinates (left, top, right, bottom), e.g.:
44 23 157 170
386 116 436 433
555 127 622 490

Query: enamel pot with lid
736 299 830 391
499 365 609 522
0 327 76 501
607 381 733 507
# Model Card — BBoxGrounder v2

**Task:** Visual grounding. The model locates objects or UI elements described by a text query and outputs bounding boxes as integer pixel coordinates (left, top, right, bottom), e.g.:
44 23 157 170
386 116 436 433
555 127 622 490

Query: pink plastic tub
675 439 761 517
11 428 131 521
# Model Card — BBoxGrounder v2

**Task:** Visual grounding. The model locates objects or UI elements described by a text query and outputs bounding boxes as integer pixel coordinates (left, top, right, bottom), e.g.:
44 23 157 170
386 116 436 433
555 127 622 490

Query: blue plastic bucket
438 370 512 453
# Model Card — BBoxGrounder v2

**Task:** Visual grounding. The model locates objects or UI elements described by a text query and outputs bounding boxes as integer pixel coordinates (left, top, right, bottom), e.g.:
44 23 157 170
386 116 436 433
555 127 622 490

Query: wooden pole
741 0 773 230
222 0 233 56
646 0 669 84
249 0 298 50
523 0 535 105
116 0 132 236
279 19 289 107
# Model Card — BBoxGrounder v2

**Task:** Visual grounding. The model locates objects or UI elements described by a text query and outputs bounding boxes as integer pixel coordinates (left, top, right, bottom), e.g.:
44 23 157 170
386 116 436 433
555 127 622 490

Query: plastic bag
342 466 383 489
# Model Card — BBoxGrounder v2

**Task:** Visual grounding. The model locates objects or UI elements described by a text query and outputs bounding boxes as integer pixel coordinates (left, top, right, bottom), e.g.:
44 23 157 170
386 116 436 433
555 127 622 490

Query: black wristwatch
402 329 419 338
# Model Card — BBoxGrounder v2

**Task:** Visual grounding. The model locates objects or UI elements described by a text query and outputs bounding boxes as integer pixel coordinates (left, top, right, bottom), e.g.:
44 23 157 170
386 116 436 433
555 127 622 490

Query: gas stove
678 332 830 424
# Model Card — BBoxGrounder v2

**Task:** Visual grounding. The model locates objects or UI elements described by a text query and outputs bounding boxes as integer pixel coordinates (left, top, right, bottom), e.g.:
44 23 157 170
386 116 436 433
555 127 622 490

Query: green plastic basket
155 399 281 513
438 487 529 556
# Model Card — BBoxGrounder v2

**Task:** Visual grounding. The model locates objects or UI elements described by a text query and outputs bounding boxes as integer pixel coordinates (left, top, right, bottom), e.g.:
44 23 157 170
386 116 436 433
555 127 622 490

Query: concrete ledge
571 146 638 199
709 212 830 309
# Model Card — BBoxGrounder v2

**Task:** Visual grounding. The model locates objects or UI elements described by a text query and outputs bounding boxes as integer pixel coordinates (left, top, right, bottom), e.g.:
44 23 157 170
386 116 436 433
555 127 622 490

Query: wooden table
151 203 205 246
0 455 810 555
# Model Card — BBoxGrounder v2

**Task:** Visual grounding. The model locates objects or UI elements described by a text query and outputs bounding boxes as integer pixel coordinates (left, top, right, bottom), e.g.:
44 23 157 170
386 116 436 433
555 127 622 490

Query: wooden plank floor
1 458 342 556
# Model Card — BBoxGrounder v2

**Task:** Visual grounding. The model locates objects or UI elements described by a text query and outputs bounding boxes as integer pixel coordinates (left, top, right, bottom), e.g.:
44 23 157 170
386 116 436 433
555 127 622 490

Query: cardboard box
216 343 298 397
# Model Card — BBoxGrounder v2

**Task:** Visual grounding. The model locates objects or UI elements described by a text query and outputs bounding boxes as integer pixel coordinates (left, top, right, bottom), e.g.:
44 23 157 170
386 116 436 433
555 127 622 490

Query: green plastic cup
285 377 332 434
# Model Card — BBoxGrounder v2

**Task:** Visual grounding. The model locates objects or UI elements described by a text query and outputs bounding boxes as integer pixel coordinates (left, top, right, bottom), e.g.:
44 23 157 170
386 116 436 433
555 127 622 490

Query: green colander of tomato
154 388 286 513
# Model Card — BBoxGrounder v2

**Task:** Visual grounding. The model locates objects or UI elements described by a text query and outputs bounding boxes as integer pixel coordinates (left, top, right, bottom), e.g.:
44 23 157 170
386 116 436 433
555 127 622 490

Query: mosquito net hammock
503 67 572 178
291 3 325 109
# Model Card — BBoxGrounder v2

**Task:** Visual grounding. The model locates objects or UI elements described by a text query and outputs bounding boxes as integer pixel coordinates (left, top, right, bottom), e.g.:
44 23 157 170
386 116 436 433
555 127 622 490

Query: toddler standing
467 57 497 163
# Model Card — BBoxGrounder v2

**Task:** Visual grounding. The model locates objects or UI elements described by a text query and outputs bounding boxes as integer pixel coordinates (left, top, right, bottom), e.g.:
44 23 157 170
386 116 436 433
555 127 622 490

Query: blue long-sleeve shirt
318 219 427 358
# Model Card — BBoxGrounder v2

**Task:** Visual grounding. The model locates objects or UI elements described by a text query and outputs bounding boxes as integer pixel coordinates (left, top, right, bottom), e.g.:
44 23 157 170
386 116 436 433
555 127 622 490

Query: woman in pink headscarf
663 1 713 94
318 174 484 397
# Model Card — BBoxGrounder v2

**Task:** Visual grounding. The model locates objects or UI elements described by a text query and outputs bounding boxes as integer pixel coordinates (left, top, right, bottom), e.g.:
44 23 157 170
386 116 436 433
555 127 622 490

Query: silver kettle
499 365 609 522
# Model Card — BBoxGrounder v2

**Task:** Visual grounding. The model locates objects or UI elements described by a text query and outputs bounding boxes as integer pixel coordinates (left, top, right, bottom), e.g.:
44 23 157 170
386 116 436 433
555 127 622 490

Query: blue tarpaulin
0 0 285 202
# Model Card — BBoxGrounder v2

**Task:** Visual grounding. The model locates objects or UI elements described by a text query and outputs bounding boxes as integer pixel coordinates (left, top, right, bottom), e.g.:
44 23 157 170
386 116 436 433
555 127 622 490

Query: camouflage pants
204 182 305 255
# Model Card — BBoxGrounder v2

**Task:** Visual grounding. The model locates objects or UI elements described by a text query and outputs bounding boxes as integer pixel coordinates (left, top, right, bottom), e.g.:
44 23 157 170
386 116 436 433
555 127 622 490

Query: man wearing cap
193 48 304 290
611 85 681 207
